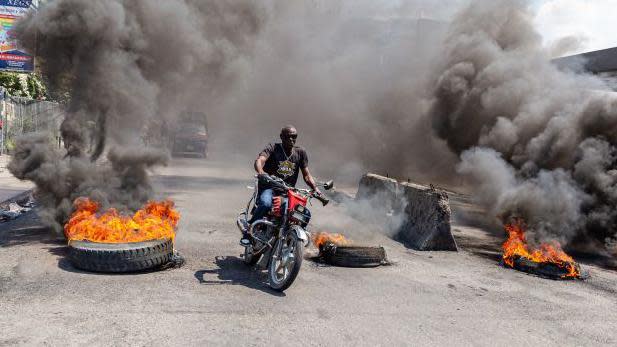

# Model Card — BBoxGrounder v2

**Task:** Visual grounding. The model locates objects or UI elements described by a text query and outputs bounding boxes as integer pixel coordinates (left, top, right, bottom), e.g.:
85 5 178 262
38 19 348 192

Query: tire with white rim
268 235 303 291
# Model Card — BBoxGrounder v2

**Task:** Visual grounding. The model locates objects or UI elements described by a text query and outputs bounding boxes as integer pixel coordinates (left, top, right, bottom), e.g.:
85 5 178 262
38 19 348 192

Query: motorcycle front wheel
268 234 304 291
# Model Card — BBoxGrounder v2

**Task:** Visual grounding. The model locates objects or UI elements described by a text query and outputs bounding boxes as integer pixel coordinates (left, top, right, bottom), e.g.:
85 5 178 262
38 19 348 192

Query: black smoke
213 1 461 184
9 0 264 234
428 0 617 248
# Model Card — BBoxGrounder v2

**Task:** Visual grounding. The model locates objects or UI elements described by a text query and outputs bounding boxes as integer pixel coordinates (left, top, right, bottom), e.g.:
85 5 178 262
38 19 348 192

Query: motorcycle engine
252 224 273 248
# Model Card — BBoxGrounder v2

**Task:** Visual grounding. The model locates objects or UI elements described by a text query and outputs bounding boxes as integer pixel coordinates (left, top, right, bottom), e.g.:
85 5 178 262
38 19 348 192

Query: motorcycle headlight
290 211 308 224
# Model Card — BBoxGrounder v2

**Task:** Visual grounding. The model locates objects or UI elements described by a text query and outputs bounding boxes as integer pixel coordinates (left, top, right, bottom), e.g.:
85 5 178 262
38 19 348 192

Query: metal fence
0 90 63 154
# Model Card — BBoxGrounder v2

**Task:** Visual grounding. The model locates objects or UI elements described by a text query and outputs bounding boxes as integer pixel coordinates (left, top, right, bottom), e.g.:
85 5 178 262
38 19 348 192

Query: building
554 47 617 90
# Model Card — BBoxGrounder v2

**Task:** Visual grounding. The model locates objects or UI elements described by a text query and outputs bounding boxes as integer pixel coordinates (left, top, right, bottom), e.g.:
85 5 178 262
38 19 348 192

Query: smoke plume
214 1 460 184
9 0 264 234
11 0 616 252
428 0 617 247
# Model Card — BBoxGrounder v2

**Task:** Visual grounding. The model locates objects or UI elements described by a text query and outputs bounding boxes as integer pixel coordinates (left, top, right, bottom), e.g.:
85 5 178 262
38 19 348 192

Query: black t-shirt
259 143 308 187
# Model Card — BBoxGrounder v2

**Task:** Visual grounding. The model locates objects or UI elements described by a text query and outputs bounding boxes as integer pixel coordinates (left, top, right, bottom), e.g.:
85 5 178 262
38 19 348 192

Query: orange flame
64 197 180 243
312 231 350 249
502 220 580 278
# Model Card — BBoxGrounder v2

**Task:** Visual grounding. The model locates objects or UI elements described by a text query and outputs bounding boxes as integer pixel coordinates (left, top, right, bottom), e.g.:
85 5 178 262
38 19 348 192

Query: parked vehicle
171 111 208 158
236 174 333 291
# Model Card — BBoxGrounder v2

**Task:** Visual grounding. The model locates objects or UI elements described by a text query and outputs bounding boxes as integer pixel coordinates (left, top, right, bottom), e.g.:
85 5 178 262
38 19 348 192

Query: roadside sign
0 0 35 73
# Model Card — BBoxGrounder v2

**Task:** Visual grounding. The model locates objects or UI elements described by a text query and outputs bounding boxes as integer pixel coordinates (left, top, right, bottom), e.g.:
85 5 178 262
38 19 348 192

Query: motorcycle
236 174 333 291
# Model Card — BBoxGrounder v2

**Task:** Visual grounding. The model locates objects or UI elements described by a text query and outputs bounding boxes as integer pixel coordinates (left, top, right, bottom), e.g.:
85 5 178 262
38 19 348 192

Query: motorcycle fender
290 225 308 243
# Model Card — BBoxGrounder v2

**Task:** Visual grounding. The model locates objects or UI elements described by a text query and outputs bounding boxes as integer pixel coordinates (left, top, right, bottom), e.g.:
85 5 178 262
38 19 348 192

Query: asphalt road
1 158 616 346
0 155 33 203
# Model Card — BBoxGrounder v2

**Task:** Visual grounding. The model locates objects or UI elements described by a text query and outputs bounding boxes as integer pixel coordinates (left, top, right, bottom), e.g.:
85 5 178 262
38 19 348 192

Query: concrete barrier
356 174 402 213
356 173 457 251
397 182 457 251
356 174 398 201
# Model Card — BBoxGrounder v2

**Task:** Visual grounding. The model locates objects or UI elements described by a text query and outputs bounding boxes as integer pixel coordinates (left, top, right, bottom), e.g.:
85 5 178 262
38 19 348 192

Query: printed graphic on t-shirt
277 160 296 178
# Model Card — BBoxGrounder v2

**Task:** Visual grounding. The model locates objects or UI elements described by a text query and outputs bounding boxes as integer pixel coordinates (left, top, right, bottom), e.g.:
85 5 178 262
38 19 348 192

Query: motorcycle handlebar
258 174 287 189
257 174 329 206
313 192 329 206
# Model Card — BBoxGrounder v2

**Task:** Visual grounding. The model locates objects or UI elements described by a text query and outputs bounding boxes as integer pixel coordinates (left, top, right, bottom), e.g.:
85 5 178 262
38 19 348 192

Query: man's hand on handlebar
256 174 329 205
312 190 329 206
257 173 288 189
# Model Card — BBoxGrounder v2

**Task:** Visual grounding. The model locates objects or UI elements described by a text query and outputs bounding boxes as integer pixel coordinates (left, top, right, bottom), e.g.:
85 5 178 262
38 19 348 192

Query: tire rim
270 237 296 285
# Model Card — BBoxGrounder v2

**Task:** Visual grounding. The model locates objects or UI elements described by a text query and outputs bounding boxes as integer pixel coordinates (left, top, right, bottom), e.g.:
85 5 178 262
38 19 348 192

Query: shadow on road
0 209 56 248
0 225 49 247
194 256 285 297
54 257 167 275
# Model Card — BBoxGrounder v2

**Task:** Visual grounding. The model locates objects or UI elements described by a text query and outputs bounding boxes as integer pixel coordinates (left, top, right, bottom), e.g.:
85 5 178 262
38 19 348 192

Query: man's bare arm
254 155 268 174
301 167 319 192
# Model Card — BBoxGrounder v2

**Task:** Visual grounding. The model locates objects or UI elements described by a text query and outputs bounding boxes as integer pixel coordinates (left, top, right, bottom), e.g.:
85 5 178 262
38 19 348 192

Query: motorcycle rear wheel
268 235 303 291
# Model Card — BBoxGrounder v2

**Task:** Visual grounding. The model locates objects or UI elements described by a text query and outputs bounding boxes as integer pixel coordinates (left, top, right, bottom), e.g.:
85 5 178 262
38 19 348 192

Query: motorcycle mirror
322 180 334 191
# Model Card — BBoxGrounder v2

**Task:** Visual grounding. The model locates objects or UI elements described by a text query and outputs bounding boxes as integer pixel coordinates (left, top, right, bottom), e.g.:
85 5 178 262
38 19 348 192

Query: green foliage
0 72 47 99
4 138 15 152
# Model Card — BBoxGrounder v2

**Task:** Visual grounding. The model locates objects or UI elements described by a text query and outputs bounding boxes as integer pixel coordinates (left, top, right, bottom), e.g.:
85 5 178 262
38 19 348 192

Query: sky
365 0 616 55
533 0 617 55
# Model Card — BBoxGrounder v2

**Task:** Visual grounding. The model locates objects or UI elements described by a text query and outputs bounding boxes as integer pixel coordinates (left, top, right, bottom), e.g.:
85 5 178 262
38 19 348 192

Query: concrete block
355 173 457 251
356 173 401 212
397 182 457 251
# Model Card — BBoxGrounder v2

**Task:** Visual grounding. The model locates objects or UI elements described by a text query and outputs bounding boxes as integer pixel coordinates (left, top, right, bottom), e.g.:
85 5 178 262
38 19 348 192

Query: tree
0 72 47 99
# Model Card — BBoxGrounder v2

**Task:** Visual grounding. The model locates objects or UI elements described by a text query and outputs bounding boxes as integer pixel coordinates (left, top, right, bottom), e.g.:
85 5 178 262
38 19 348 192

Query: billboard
0 0 34 72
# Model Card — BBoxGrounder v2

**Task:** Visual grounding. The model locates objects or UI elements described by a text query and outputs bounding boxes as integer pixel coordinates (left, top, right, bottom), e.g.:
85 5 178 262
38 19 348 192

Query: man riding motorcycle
240 125 320 246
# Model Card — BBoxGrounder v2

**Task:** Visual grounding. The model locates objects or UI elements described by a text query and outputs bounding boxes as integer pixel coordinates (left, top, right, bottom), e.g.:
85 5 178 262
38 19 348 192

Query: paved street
1 157 617 346
0 155 33 203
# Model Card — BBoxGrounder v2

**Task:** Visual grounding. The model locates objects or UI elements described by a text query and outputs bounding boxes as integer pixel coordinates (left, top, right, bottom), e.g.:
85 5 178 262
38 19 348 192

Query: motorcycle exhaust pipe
236 212 248 234
237 213 276 236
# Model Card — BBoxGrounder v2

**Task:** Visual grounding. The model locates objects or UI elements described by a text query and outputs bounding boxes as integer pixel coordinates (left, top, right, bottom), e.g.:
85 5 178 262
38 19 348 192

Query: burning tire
67 239 173 273
504 256 582 280
321 245 387 268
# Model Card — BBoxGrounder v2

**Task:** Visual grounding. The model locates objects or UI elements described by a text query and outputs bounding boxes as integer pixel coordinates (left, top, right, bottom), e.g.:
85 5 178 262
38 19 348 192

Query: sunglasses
283 134 298 139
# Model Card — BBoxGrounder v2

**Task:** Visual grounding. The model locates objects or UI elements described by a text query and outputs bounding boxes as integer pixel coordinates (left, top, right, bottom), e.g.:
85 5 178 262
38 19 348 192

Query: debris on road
166 250 186 269
0 195 36 222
